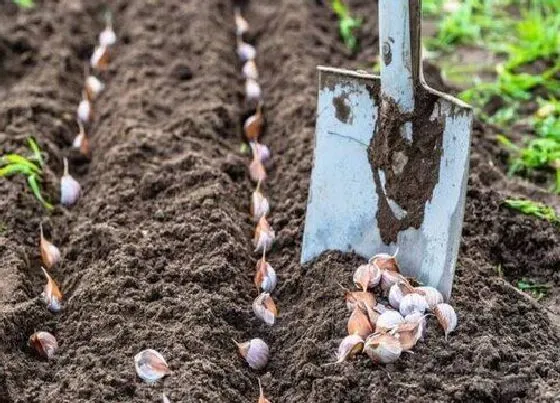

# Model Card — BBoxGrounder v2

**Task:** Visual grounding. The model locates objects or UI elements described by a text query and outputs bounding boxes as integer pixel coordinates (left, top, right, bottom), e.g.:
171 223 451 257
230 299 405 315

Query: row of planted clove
231 7 273 403
29 13 118 361
337 252 458 364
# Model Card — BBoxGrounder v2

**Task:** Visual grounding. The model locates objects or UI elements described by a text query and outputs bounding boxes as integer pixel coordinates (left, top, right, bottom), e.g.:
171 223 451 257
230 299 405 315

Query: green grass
0 138 52 210
503 198 559 223
331 0 362 52
13 0 34 8
516 278 551 300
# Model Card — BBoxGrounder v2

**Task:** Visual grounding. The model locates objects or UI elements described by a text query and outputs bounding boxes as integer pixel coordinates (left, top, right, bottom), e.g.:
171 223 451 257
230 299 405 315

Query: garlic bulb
246 79 261 101
352 263 381 291
249 158 267 183
393 321 421 351
254 217 275 253
251 189 269 221
77 97 92 124
254 258 277 293
415 286 443 307
250 142 270 163
370 251 400 273
234 338 269 370
336 334 364 363
60 157 81 206
238 41 256 62
41 267 62 313
405 312 427 341
243 60 259 80
258 379 271 403
30 331 58 359
85 75 105 101
40 223 61 269
134 349 170 383
90 45 109 70
399 293 428 316
434 303 457 340
347 302 374 338
234 8 249 36
364 333 401 364
376 310 404 333
253 292 277 325
344 290 376 312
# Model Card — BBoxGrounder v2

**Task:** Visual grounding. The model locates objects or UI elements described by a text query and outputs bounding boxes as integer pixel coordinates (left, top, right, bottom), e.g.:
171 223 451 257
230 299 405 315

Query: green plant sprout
516 278 551 301
13 0 34 8
331 0 362 52
503 198 559 223
0 138 52 210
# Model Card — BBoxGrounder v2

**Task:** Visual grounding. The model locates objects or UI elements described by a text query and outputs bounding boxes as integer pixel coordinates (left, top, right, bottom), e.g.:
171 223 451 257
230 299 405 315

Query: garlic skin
434 303 457 340
393 322 421 351
399 293 429 316
246 79 261 101
352 263 381 291
251 189 270 221
85 76 105 101
60 157 81 206
258 379 271 403
254 258 277 293
99 28 117 47
344 291 376 312
41 267 62 313
250 142 270 163
253 292 277 326
376 310 404 333
238 41 256 62
347 302 374 338
134 349 170 383
29 331 58 359
235 338 269 370
370 251 400 273
336 334 364 363
243 60 259 80
40 223 61 269
415 286 443 307
249 158 267 183
380 269 406 291
77 98 92 124
253 217 275 253
404 312 427 341
364 333 401 364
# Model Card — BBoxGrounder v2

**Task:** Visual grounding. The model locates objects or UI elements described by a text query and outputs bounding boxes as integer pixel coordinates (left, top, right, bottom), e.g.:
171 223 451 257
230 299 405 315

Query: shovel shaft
379 0 422 113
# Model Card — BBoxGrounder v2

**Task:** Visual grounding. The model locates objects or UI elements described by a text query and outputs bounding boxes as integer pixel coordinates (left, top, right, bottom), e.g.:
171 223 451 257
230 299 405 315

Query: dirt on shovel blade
0 0 559 402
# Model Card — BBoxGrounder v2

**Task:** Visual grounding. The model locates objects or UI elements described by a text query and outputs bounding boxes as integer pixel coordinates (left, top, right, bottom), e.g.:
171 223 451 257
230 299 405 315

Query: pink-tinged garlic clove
347 302 374 338
434 303 457 340
352 263 381 292
257 378 271 403
254 258 277 293
250 142 270 163
398 293 429 316
60 158 81 206
40 223 61 269
243 60 259 80
376 310 404 333
251 189 270 221
253 217 275 253
234 338 269 370
344 290 376 312
249 158 267 183
134 349 170 383
30 331 58 359
404 312 427 341
369 251 400 273
41 267 62 313
415 286 443 307
90 45 110 71
253 292 277 326
364 333 401 364
336 334 364 363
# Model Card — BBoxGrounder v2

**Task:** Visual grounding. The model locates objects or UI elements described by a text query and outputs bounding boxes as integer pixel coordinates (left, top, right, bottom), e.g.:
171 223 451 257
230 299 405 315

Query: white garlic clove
347 302 374 338
243 60 259 80
352 263 381 291
404 312 427 341
376 310 404 333
238 41 256 62
388 283 404 309
253 292 277 326
41 267 62 313
370 251 400 273
415 286 443 307
234 338 269 370
30 331 58 359
162 393 171 403
77 98 92 124
250 142 270 163
246 79 261 101
134 349 170 383
434 303 457 340
40 223 61 269
90 45 110 70
336 334 364 363
85 75 105 101
73 121 90 156
344 290 376 312
380 270 407 291
399 293 429 316
234 8 249 36
251 189 270 221
60 158 81 206
249 158 267 183
254 258 277 293
253 217 275 253
364 333 401 364
99 28 117 47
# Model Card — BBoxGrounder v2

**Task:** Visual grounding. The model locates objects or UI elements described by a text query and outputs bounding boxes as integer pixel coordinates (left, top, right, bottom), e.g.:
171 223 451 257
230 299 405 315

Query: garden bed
0 0 558 402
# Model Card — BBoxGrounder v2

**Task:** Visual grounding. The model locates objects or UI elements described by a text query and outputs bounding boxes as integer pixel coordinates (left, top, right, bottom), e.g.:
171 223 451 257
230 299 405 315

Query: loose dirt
0 0 558 402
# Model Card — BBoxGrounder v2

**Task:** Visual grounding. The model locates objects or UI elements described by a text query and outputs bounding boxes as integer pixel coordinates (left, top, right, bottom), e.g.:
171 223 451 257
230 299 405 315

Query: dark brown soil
0 0 558 402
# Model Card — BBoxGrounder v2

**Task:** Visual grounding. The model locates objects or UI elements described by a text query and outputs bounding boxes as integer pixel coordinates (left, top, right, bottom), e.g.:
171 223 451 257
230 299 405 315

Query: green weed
13 0 34 8
331 0 362 52
516 279 551 300
503 198 559 223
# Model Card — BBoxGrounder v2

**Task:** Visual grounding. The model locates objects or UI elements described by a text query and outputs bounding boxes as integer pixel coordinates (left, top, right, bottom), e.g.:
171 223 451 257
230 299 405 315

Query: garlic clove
99 28 117 47
41 267 62 313
258 379 271 403
245 108 264 141
40 223 61 269
243 60 259 80
60 157 81 206
77 97 92 124
253 217 275 253
434 303 457 340
347 302 374 338
162 393 171 403
29 331 58 359
234 338 269 370
352 263 381 292
73 121 90 157
249 158 267 183
90 45 110 71
234 8 249 36
376 310 404 333
336 334 364 363
253 292 277 325
250 142 270 163
254 258 277 293
251 189 270 221
246 79 261 102
85 75 105 101
393 322 420 351
370 251 400 273
404 312 427 341
380 269 407 291
238 41 256 62
415 286 443 307
344 290 376 312
364 333 401 364
398 293 429 316
388 283 404 309
134 349 170 383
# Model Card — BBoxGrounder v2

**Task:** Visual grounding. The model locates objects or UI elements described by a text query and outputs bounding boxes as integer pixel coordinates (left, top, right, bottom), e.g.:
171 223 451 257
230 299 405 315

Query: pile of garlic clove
337 252 458 364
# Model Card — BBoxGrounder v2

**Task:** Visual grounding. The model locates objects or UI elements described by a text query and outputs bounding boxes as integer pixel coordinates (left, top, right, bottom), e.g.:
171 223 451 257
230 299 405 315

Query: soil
0 0 559 402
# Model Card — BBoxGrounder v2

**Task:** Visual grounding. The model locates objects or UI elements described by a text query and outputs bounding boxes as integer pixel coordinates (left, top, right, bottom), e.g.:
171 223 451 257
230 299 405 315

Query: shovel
301 0 473 299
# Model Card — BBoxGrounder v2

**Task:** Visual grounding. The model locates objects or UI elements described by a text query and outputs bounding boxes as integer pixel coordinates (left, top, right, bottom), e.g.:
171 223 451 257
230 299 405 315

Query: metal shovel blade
301 0 473 299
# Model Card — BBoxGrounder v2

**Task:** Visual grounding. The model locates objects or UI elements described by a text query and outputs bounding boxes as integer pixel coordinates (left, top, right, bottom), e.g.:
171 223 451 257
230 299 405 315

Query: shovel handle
379 0 422 114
